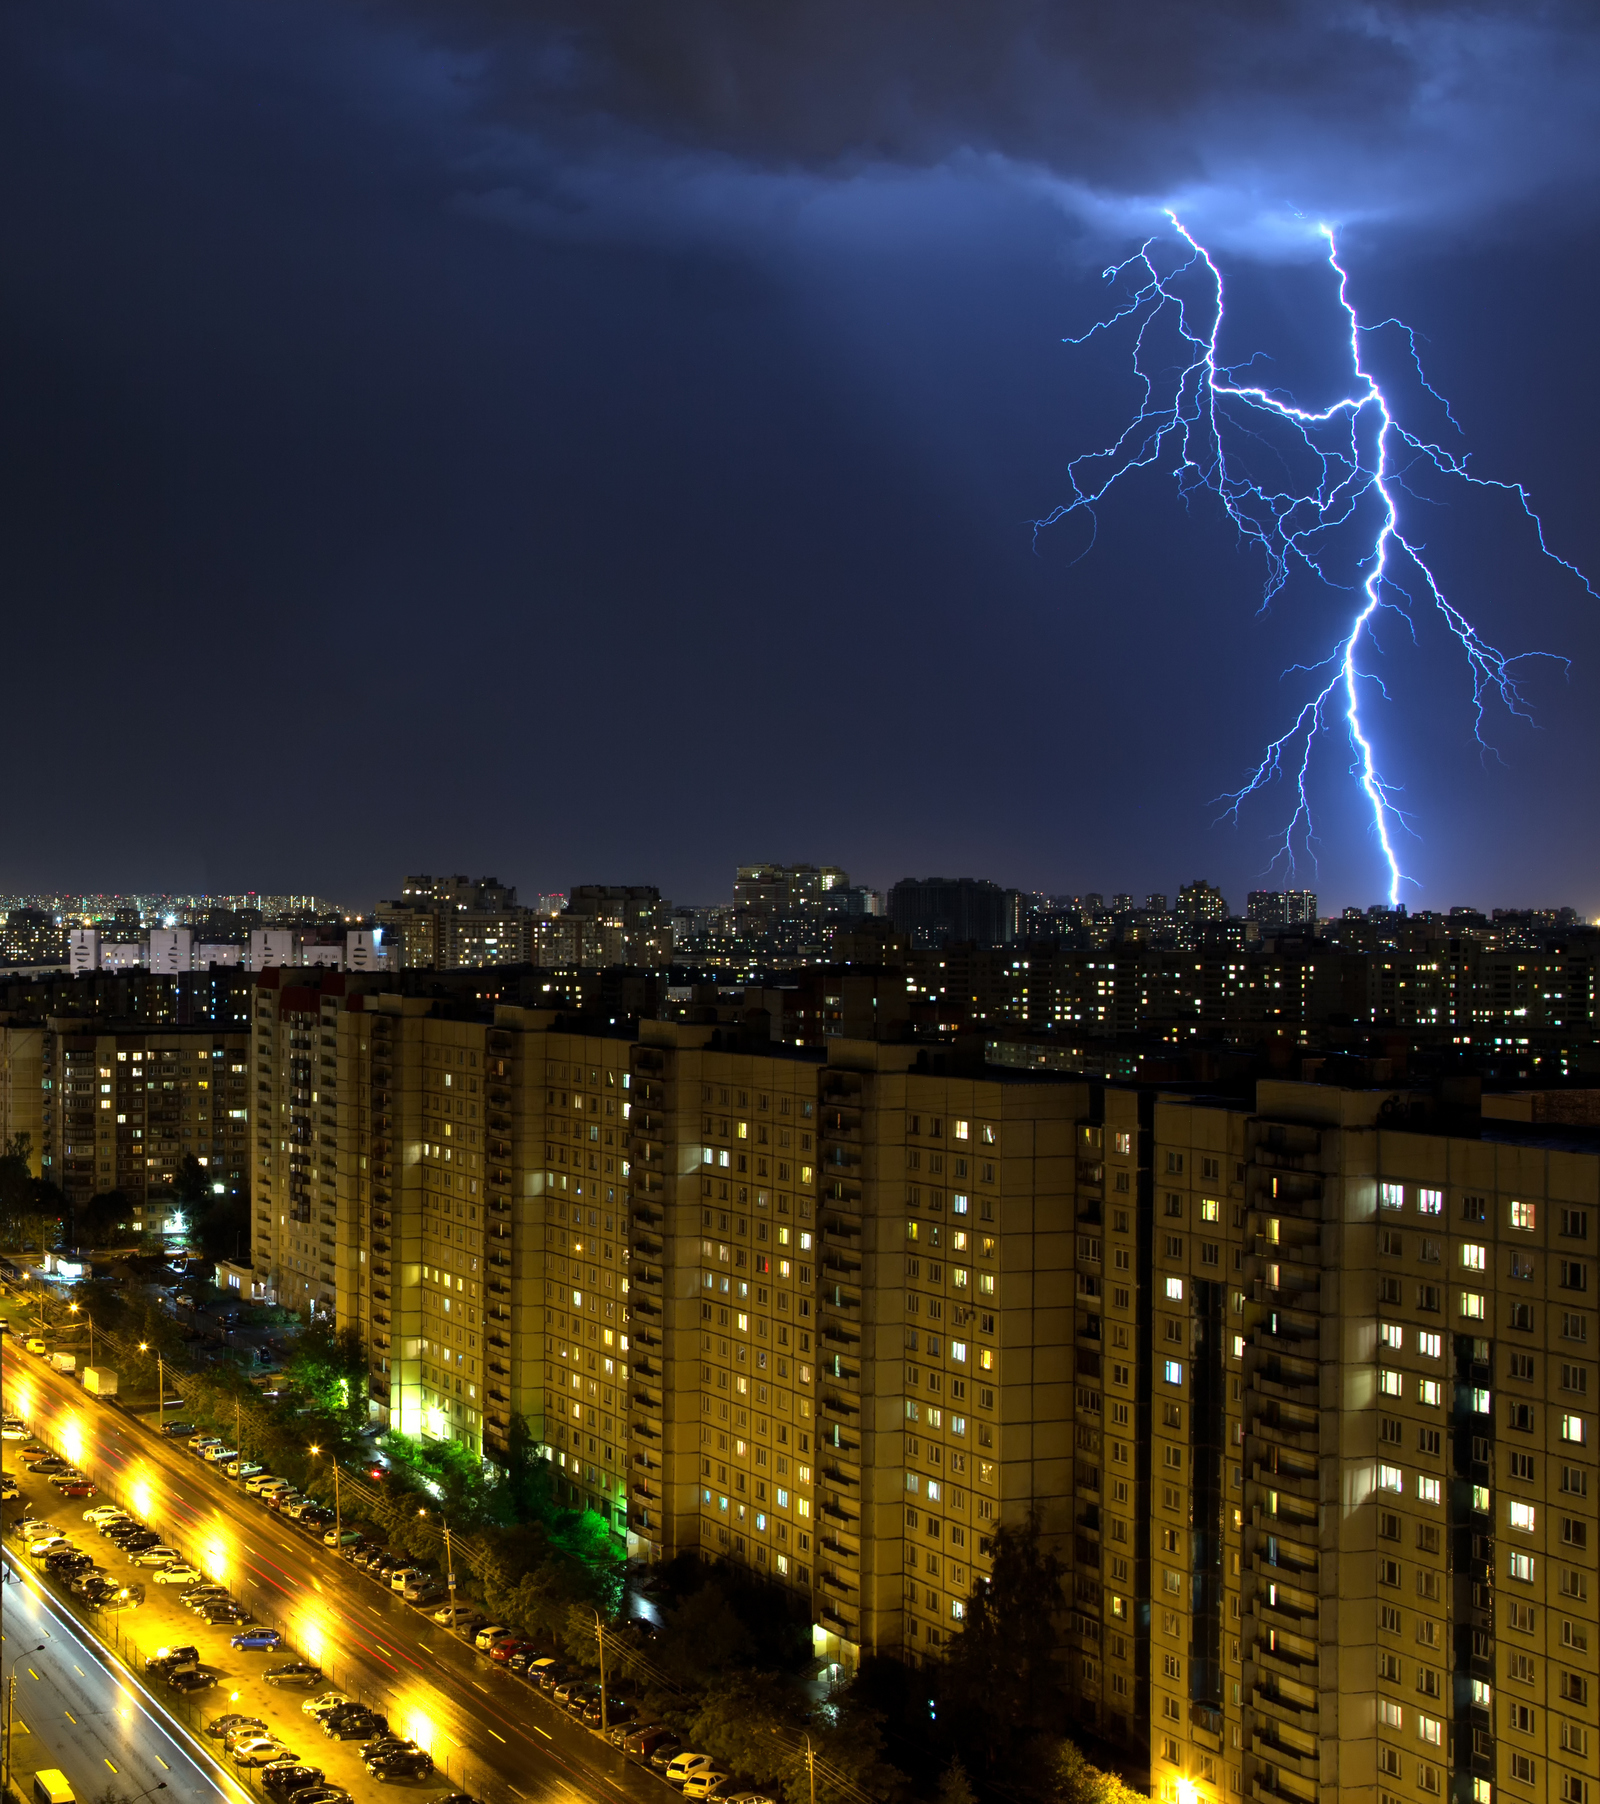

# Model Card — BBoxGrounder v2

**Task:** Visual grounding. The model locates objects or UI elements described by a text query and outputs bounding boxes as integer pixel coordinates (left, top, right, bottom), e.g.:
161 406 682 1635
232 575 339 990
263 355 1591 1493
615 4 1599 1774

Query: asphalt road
1 1346 665 1804
0 1545 241 1804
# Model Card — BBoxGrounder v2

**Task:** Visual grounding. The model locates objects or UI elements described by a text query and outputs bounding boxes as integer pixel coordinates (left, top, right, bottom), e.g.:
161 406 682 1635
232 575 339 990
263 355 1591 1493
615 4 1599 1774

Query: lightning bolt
1038 214 1593 905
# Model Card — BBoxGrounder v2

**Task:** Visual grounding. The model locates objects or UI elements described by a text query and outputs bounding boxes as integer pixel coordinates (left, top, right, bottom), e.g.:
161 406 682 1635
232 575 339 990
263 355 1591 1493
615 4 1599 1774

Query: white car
153 1563 203 1585
680 1776 732 1802
302 1692 351 1717
245 1474 285 1496
227 1461 264 1480
665 1754 720 1788
388 1567 426 1592
84 1506 127 1524
473 1625 511 1651
431 1603 478 1626
26 1535 68 1556
0 1423 27 1442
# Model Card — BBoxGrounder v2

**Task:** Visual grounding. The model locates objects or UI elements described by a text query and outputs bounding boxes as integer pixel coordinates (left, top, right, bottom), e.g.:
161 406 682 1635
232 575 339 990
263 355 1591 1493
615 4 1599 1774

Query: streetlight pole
312 1448 342 1542
419 1508 455 1602
139 1343 165 1418
594 1610 608 1739
2 1645 45 1791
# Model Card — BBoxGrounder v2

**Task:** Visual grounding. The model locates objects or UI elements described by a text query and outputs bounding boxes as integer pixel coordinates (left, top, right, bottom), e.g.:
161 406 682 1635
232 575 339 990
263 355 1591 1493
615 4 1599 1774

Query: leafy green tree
287 1318 368 1427
0 1133 63 1253
1050 1741 1150 1804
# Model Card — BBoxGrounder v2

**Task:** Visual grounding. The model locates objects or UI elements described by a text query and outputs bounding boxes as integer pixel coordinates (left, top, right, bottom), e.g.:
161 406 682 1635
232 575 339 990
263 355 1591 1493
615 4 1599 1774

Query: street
1 1545 240 1804
3 1346 664 1804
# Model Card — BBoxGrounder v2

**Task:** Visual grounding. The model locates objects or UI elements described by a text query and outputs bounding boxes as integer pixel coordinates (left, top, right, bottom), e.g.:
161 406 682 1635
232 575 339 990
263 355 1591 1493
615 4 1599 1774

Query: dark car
114 1532 161 1553
367 1751 434 1782
581 1696 634 1728
648 1740 687 1771
28 1459 69 1476
207 1714 266 1740
262 1767 326 1801
161 1421 198 1437
200 1604 253 1625
44 1549 94 1573
265 1663 325 1689
146 1646 202 1677
170 1669 218 1693
290 1789 351 1804
68 1569 108 1596
324 1712 388 1742
359 1738 416 1762
487 1639 539 1666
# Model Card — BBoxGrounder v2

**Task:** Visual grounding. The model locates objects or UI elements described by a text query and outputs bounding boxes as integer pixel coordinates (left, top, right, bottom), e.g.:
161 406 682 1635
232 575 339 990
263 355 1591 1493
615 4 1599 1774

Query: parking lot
2 1366 779 1804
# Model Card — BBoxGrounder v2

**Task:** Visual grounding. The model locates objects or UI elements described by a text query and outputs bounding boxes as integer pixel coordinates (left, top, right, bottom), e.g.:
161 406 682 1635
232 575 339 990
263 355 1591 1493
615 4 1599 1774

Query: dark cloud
390 1 1600 248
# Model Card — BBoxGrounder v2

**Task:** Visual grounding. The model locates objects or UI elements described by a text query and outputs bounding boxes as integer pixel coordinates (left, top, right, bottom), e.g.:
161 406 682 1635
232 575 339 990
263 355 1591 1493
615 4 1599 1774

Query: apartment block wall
41 1020 248 1219
1142 1081 1600 1804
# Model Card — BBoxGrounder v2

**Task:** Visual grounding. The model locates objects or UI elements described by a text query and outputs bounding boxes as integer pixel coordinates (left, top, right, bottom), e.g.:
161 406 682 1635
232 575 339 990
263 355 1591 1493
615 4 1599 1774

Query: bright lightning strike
1038 214 1594 904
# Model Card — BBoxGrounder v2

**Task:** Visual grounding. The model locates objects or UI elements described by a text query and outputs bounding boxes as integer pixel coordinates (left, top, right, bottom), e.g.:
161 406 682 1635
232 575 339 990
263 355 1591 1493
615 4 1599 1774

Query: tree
937 1512 1069 1773
75 1189 134 1250
938 1759 979 1804
0 1133 63 1253
288 1318 368 1427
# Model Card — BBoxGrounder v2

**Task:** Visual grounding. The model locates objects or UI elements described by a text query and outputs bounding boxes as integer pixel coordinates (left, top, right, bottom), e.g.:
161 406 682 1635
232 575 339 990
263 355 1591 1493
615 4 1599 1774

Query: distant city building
1246 888 1318 926
886 876 1022 949
563 885 673 967
0 908 66 969
377 874 528 969
1175 878 1228 921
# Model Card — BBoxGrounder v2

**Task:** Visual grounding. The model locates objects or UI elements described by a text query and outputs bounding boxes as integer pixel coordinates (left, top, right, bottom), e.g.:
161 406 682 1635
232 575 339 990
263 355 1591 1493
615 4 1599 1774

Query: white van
33 1770 74 1804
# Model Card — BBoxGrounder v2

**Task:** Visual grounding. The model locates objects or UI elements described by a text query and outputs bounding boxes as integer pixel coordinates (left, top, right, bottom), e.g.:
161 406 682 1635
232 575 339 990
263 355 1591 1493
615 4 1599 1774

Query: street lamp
138 1342 166 1417
66 1302 94 1368
310 1446 341 1544
1 1644 45 1791
419 1508 454 1600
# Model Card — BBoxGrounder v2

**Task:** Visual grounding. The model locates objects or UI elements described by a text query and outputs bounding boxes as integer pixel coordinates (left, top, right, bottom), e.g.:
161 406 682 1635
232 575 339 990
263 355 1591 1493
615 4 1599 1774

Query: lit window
1509 1502 1536 1533
953 1120 970 1141
951 1342 968 1364
1381 1183 1405 1210
1418 1715 1443 1747
1199 1199 1219 1222
1379 1464 1403 1492
1381 1324 1404 1351
1418 1189 1443 1216
1461 1292 1486 1320
1560 1415 1587 1445
1462 1245 1487 1270
1418 1379 1442 1406
1511 1201 1537 1232
1419 1332 1442 1360
1380 1369 1403 1397
1380 1699 1403 1728
952 1193 969 1215
1164 1360 1184 1386
1165 1278 1184 1301
1417 1476 1441 1505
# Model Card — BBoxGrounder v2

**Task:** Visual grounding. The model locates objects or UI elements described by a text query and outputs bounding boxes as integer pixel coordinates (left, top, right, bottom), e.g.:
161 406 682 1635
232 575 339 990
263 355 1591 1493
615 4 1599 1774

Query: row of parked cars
193 1688 439 1798
14 1431 98 1499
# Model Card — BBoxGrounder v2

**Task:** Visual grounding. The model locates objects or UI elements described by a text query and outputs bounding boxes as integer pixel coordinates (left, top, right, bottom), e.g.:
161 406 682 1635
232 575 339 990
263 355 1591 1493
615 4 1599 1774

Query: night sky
5 2 1600 915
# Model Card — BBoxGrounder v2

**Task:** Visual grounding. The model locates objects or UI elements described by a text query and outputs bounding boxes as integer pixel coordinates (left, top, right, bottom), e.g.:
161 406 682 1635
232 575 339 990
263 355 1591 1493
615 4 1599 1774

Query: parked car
226 1461 264 1481
302 1694 352 1720
146 1647 201 1677
199 1603 253 1625
293 1788 352 1804
83 1506 126 1525
244 1474 284 1495
202 1445 239 1464
265 1662 325 1689
153 1564 203 1585
44 1550 94 1575
234 1740 296 1768
680 1775 733 1802
430 1603 480 1627
207 1714 266 1740
170 1669 218 1694
647 1740 688 1772
131 1546 180 1566
223 1724 272 1752
487 1639 539 1666
160 1421 198 1438
26 1534 69 1556
67 1569 109 1596
471 1625 512 1652
262 1766 325 1802
582 1696 634 1729
666 1754 721 1788
100 1584 144 1610
366 1749 434 1781
231 1629 284 1651
323 1528 363 1549
55 1480 96 1499
388 1567 426 1592
324 1712 389 1742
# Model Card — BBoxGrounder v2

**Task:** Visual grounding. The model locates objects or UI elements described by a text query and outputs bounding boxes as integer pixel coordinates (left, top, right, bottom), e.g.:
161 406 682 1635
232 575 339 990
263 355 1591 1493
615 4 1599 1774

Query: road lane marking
155 1757 170 1770
533 1727 551 1740
73 1665 84 1676
472 1682 487 1693
64 1711 76 1724
488 1730 505 1743
27 1669 38 1681
104 1761 118 1774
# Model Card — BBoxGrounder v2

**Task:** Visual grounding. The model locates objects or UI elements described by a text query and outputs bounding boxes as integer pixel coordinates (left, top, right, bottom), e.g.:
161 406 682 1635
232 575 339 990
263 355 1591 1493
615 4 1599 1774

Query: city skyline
4 7 1600 913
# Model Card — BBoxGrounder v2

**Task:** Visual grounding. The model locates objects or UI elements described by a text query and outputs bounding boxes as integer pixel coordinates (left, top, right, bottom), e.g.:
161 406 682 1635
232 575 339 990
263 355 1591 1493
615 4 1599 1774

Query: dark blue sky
4 2 1599 914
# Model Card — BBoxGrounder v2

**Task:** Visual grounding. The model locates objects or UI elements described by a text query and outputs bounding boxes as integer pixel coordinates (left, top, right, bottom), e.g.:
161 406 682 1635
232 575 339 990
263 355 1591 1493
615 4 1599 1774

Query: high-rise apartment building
248 983 1600 1804
887 877 1023 950
1247 890 1320 927
31 1020 251 1217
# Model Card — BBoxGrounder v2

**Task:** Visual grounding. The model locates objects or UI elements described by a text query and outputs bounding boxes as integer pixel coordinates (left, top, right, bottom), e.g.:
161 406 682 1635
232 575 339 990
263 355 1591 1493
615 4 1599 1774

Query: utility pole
594 1610 608 1738
3 1645 45 1791
139 1343 165 1417
806 1734 816 1804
